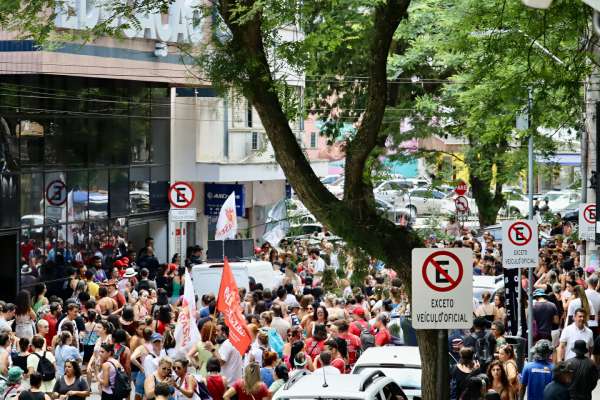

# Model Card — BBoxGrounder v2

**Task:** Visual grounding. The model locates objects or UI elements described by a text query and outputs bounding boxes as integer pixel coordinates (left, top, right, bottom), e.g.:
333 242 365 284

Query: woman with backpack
26 335 56 394
86 321 113 388
97 343 127 400
450 347 480 400
497 345 519 394
304 324 327 361
171 358 197 400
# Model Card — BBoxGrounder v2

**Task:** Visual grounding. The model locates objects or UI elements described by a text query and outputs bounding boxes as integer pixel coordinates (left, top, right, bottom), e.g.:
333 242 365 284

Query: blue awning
536 153 580 166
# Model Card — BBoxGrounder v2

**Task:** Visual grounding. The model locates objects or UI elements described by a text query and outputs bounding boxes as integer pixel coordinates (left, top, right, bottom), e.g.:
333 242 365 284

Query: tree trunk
416 330 448 400
471 172 504 227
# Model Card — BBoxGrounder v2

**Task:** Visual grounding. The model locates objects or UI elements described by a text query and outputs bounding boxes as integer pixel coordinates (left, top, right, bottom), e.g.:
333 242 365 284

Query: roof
274 371 393 400
354 346 421 368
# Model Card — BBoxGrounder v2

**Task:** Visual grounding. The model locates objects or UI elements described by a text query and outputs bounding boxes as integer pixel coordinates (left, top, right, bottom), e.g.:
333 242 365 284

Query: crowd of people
2 209 600 400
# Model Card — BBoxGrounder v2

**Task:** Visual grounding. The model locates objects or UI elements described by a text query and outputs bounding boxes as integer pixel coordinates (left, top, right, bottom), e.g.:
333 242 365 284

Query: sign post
411 248 473 329
580 203 596 240
169 182 195 267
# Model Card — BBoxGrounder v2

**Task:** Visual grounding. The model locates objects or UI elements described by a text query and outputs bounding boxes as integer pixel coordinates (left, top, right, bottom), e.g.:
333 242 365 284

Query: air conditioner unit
521 0 553 8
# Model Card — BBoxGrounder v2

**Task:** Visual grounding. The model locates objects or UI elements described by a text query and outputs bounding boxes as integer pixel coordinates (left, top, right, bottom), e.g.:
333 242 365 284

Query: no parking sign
502 219 538 269
411 248 473 329
579 203 596 240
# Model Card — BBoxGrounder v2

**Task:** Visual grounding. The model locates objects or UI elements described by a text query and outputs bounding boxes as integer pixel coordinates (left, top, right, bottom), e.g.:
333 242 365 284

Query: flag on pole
174 270 201 350
262 199 290 246
215 191 238 240
217 257 251 355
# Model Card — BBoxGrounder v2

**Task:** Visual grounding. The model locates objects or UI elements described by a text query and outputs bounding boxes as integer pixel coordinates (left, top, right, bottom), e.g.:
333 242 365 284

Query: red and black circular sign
455 196 469 214
584 204 596 224
45 179 67 206
508 221 532 246
421 250 464 292
168 181 195 208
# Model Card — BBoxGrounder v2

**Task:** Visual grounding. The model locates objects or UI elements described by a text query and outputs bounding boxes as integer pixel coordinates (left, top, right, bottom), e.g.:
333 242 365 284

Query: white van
191 260 280 298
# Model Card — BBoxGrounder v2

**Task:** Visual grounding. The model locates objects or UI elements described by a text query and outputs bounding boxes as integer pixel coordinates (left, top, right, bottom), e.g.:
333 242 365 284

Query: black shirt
566 356 598 400
53 377 89 400
18 391 45 400
543 380 570 400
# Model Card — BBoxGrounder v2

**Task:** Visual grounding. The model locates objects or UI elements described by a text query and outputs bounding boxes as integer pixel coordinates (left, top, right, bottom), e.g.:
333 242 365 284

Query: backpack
34 351 56 381
108 360 131 399
359 324 375 350
194 378 213 400
471 333 492 368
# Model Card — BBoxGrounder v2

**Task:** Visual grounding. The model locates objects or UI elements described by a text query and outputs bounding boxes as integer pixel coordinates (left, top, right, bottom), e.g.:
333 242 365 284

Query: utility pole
586 72 600 267
527 88 534 357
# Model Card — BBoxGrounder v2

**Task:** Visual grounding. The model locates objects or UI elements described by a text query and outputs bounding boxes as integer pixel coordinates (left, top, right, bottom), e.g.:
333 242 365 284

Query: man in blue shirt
520 339 554 400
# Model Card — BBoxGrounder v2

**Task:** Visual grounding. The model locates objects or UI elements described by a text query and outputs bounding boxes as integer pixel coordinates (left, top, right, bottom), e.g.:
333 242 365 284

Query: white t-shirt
585 289 600 328
218 339 243 383
57 317 79 345
560 323 594 361
142 350 160 378
313 257 326 273
566 299 596 329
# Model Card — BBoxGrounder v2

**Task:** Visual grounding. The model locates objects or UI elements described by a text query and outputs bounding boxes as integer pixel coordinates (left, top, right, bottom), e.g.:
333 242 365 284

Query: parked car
399 188 446 215
275 369 409 400
375 198 417 224
352 346 421 400
441 193 478 216
374 179 414 204
544 190 581 212
500 191 529 218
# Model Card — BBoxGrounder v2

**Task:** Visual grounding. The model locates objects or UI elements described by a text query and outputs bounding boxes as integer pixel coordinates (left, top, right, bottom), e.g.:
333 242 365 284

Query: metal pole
180 222 185 267
527 88 535 357
436 330 449 399
581 104 588 269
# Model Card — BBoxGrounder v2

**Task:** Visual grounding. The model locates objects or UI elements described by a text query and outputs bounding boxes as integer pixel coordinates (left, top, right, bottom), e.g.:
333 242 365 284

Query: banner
204 184 245 216
217 258 252 355
174 270 201 350
262 199 290 246
215 192 238 240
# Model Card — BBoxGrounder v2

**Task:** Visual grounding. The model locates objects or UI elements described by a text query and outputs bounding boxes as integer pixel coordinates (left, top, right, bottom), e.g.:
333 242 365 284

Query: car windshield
321 176 339 185
545 193 564 201
353 367 421 390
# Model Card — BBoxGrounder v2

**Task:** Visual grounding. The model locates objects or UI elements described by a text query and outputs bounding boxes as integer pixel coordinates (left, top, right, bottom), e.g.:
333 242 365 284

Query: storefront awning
536 153 580 166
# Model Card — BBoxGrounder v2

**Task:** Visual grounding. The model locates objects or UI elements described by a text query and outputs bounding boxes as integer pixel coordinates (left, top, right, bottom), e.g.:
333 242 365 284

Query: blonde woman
566 285 594 327
223 362 271 400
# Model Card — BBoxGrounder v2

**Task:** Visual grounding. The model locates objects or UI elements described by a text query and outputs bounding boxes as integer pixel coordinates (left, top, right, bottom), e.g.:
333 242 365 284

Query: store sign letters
55 0 205 43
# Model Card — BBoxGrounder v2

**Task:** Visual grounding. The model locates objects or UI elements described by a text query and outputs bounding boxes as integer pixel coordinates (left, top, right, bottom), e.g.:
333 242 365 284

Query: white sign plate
502 219 538 269
170 208 197 222
46 206 63 220
411 248 473 329
579 203 596 240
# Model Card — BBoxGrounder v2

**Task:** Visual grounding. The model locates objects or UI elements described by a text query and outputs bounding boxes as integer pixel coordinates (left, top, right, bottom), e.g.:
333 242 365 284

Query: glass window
62 118 88 166
130 167 150 214
20 173 44 225
44 171 67 224
67 223 89 252
109 168 129 217
0 173 19 228
44 118 64 166
131 116 151 163
150 96 169 165
17 119 45 167
89 170 108 220
0 115 19 172
150 166 169 211
67 170 88 222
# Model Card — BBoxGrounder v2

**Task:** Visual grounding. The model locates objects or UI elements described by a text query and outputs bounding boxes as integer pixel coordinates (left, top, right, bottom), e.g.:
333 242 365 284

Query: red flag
217 257 252 355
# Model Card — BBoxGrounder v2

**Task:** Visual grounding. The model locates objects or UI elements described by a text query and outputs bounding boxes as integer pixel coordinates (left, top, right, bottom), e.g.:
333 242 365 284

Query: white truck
191 260 281 298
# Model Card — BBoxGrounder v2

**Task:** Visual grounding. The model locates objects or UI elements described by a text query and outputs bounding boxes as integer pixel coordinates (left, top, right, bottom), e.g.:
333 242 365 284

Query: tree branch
343 0 410 209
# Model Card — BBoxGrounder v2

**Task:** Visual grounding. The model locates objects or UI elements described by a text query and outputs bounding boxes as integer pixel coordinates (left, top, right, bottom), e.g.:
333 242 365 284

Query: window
251 131 260 151
20 173 44 225
66 170 88 222
130 167 150 214
150 165 169 211
89 170 108 220
0 173 19 228
109 168 129 217
247 102 253 128
310 132 317 148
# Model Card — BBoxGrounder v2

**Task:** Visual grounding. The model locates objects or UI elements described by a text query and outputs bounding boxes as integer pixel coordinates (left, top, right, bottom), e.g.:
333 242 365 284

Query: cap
150 333 163 342
572 339 588 356
123 267 137 278
7 366 23 384
554 361 575 374
352 307 365 317
533 289 547 298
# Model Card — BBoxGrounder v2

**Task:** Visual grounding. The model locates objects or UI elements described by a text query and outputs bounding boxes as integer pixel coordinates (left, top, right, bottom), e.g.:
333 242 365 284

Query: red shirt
232 380 269 400
331 357 346 374
305 338 325 360
374 327 391 346
43 314 57 345
349 319 368 337
338 332 362 366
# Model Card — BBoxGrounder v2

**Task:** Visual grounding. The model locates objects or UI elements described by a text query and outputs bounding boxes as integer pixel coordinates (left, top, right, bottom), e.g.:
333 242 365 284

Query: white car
352 346 421 400
375 198 417 224
399 188 446 215
373 179 414 204
544 190 581 212
274 369 409 400
501 191 529 217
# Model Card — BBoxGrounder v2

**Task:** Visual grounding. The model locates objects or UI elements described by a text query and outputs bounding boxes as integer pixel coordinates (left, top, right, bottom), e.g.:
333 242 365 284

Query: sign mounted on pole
454 196 469 216
455 180 468 196
502 220 538 269
411 248 473 329
46 180 67 206
169 181 195 208
579 203 596 240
